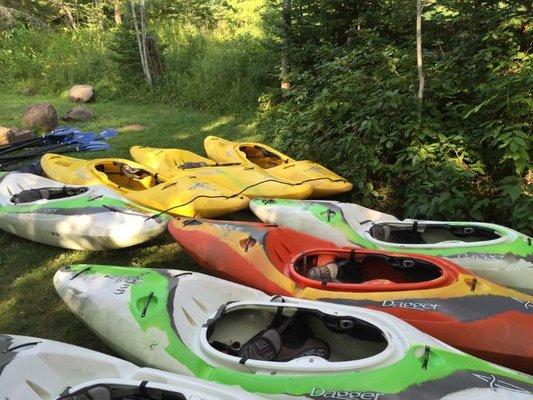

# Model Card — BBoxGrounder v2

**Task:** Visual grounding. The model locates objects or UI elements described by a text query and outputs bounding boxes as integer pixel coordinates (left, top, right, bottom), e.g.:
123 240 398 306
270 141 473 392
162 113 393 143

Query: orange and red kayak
168 217 533 373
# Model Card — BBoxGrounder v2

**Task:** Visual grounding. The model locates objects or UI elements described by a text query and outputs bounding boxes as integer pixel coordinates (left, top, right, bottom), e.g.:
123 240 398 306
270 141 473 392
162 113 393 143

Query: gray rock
21 103 58 132
61 106 94 121
68 85 94 103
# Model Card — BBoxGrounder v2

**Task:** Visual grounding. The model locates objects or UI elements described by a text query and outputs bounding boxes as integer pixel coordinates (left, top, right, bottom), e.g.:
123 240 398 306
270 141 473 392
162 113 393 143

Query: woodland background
0 0 531 233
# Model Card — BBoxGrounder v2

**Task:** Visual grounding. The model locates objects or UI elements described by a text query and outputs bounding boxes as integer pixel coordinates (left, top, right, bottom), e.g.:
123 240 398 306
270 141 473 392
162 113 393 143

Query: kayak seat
10 186 88 204
207 307 388 364
238 312 331 362
370 224 425 244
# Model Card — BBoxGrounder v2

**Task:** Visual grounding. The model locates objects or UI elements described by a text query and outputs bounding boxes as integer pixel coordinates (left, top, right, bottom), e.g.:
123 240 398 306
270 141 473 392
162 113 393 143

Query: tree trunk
416 0 424 102
62 2 77 29
281 0 292 92
114 0 122 24
130 0 152 87
146 36 163 79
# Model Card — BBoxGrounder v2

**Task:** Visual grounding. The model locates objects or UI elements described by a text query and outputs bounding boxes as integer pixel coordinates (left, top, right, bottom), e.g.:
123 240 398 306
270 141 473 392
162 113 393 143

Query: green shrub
259 2 532 233
0 26 110 93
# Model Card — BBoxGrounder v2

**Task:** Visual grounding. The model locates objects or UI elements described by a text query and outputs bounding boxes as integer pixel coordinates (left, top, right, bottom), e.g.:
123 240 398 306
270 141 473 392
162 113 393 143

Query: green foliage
0 0 274 112
149 0 227 27
0 26 110 93
260 1 532 233
107 5 145 83
157 28 275 111
1 0 530 232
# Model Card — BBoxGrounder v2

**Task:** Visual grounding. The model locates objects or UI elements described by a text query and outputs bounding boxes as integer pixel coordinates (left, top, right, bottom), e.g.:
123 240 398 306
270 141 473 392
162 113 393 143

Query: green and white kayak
0 172 170 250
250 199 533 293
0 334 266 399
54 264 533 399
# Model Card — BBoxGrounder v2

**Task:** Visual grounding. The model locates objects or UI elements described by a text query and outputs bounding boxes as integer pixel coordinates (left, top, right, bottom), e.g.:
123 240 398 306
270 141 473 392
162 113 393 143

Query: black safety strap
139 381 149 396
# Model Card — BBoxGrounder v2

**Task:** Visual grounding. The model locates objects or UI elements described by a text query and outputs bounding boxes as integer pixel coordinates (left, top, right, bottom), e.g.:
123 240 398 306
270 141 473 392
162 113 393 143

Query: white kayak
53 264 533 399
0 334 266 399
0 172 170 250
249 199 533 293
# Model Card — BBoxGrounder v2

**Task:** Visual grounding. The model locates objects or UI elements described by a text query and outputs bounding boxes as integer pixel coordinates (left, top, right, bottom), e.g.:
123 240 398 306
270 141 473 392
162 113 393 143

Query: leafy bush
0 26 110 93
259 1 532 233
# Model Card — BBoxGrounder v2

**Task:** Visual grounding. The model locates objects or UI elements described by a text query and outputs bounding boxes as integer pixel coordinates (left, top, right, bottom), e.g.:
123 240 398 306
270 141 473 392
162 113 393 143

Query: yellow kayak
40 154 248 218
204 136 353 197
130 146 313 199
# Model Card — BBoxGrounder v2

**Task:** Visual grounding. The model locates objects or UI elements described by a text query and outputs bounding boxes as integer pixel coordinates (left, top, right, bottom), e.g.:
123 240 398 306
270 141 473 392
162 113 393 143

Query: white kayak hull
0 334 266 399
0 172 169 250
53 265 533 399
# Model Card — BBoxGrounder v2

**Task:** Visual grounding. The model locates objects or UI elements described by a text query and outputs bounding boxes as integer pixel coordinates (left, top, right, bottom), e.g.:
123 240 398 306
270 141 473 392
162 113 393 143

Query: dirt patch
119 124 146 132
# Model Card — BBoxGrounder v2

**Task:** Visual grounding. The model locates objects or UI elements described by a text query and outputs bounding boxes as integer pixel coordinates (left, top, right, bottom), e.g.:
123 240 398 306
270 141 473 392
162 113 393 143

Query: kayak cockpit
9 186 89 204
367 222 502 246
289 249 453 291
94 161 163 191
203 303 391 372
239 145 289 169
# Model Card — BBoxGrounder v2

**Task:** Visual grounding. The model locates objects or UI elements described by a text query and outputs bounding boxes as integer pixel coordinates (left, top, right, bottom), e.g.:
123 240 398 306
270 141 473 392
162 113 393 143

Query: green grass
0 92 262 355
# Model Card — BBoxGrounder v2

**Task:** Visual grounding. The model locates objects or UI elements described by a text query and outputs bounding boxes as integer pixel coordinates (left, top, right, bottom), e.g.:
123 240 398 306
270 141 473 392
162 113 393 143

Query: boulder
68 85 94 103
0 126 9 145
21 103 58 132
61 106 94 122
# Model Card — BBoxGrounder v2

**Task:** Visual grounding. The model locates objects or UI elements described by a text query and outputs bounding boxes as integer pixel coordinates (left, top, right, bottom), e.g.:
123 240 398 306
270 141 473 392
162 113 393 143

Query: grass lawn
0 92 262 355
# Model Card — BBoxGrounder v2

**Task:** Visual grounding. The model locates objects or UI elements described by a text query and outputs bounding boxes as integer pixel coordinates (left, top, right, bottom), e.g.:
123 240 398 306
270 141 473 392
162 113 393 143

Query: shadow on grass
0 207 260 356
0 92 266 357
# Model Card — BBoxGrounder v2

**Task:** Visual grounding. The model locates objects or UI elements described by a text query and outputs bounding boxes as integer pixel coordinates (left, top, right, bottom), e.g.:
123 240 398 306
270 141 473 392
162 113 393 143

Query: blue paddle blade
0 126 116 167
47 126 80 136
98 129 118 139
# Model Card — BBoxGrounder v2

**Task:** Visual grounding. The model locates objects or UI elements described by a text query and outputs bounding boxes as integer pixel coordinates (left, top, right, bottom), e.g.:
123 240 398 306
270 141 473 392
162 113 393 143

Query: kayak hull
130 146 314 199
203 136 353 197
250 199 533 293
0 172 168 250
0 334 265 400
40 154 249 218
53 264 533 399
168 217 533 373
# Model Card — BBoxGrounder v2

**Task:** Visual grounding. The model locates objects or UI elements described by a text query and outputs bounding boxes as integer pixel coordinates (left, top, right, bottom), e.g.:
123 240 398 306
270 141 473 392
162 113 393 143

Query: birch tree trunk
281 0 292 92
113 0 122 24
416 0 424 102
130 0 153 87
